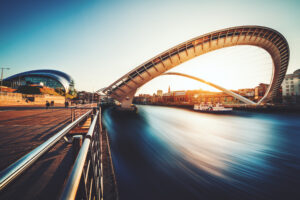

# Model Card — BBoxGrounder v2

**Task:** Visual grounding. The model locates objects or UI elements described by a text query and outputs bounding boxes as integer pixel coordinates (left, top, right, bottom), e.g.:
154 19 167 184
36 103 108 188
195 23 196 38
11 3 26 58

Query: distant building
173 91 187 102
4 69 75 95
157 90 163 97
134 89 240 105
133 94 152 104
237 88 255 102
255 83 269 102
282 69 300 104
238 88 255 97
75 91 100 103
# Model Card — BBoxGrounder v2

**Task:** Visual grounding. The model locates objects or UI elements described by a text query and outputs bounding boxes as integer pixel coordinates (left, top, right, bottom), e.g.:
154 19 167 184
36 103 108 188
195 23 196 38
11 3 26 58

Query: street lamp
0 67 10 93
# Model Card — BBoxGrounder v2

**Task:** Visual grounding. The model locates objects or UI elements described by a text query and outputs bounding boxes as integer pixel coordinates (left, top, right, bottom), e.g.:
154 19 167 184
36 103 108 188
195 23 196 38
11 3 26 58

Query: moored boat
193 103 232 113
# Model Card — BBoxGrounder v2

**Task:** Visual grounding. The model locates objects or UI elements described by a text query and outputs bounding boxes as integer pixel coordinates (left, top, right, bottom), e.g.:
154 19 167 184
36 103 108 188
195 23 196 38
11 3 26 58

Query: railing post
73 108 76 121
71 108 73 122
72 135 83 159
71 107 77 122
91 114 94 123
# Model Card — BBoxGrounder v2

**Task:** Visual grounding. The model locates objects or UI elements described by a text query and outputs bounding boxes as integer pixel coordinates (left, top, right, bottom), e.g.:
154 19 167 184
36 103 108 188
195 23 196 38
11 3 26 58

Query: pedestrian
51 100 54 107
46 101 50 109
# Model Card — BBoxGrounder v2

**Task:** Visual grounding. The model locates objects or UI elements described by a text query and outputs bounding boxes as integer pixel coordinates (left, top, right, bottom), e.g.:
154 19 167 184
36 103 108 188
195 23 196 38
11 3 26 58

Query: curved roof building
4 69 75 93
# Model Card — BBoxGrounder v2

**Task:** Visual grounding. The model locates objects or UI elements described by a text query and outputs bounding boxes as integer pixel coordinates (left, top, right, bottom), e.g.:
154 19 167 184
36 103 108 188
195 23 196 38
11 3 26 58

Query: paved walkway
0 108 77 200
0 109 72 171
0 108 116 200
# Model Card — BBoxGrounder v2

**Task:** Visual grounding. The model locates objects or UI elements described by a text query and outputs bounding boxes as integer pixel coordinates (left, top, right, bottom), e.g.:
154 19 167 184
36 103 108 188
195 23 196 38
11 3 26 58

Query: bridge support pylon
120 89 137 109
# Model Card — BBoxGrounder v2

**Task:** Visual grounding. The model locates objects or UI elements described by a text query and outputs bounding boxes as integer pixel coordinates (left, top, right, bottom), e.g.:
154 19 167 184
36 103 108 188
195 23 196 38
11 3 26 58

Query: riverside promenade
0 108 72 171
0 108 74 199
0 106 118 200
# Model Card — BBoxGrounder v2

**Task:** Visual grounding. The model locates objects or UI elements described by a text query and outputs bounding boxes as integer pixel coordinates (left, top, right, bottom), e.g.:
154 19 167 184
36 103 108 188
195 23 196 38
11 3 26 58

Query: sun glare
137 45 273 94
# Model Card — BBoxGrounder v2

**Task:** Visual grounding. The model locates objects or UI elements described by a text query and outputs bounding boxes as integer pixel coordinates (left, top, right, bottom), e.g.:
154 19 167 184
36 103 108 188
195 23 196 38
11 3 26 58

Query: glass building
4 69 75 94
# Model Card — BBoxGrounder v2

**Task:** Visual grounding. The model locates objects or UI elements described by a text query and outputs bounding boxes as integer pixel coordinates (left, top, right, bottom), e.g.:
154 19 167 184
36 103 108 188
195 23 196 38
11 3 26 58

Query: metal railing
61 109 103 200
0 108 93 190
103 129 119 200
70 106 91 122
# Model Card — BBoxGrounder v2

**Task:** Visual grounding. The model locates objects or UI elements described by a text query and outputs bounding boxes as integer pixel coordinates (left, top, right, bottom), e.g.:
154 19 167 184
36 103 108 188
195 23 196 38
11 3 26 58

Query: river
103 105 300 200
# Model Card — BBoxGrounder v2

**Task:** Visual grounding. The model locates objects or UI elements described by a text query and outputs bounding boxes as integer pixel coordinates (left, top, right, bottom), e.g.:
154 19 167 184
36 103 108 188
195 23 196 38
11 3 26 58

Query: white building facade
282 69 300 104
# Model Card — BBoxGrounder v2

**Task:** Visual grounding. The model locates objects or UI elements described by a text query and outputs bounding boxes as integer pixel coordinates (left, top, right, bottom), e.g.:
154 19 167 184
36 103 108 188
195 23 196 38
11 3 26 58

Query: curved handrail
60 111 99 200
0 109 92 190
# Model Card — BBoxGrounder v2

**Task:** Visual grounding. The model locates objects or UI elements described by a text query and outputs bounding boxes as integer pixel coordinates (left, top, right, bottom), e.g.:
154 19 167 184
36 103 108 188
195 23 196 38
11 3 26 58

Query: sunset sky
0 0 299 94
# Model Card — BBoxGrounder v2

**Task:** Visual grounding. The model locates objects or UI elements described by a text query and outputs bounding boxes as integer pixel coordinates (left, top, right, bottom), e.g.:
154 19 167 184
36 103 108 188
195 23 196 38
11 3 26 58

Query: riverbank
134 103 300 113
231 104 300 113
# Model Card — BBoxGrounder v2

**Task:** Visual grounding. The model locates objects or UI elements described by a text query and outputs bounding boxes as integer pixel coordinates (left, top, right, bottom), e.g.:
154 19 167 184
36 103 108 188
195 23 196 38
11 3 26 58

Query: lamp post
0 67 10 93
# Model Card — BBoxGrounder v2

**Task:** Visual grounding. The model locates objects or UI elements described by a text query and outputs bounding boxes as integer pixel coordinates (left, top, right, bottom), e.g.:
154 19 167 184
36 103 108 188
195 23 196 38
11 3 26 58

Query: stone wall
0 92 65 106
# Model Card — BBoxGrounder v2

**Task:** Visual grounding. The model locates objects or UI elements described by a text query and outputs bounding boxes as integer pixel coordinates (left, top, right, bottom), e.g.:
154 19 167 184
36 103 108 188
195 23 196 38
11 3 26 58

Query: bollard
72 135 83 160
73 108 76 121
70 108 73 122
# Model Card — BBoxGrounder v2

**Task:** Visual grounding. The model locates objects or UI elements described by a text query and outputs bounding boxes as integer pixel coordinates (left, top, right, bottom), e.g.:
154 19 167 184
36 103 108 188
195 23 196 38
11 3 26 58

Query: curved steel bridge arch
162 72 256 105
103 25 289 107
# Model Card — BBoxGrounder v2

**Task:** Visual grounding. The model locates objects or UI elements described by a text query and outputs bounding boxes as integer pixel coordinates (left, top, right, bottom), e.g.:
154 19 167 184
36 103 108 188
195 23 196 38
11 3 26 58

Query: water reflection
103 105 300 200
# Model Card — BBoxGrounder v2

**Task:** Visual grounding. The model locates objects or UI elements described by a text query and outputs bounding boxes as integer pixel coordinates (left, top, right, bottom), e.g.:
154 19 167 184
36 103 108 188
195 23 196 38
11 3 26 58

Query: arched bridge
162 72 256 105
103 25 289 108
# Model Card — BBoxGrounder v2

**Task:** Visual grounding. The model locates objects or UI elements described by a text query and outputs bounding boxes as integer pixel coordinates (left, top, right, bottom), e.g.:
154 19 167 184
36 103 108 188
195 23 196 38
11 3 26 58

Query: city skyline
136 81 263 96
0 0 299 93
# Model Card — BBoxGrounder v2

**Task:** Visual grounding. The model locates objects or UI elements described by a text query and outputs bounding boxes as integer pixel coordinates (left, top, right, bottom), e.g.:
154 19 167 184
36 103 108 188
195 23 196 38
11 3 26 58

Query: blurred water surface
103 105 300 200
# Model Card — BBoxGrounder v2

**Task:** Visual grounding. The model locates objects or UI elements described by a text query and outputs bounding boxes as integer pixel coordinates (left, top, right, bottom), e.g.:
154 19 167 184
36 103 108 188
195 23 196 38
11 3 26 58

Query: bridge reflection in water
103 105 300 200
